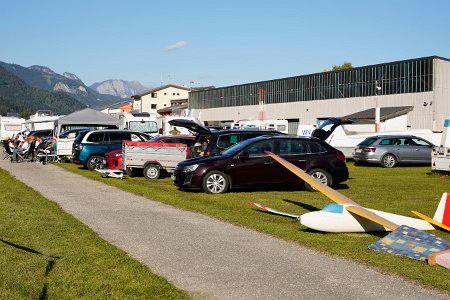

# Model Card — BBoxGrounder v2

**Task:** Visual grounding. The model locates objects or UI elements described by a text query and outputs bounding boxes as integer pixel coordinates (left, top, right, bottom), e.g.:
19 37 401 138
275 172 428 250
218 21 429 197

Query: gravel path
1 160 448 300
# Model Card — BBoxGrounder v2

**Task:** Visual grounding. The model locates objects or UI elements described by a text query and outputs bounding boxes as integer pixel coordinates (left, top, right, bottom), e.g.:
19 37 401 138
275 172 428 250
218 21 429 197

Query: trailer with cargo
122 140 189 179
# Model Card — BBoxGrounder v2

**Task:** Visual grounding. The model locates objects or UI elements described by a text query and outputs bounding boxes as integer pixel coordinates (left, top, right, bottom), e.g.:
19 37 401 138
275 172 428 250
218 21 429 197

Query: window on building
151 92 157 98
151 104 157 109
188 57 435 109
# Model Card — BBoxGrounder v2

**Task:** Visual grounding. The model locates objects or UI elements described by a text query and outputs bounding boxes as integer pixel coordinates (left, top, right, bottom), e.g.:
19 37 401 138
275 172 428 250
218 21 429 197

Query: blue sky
2 0 450 88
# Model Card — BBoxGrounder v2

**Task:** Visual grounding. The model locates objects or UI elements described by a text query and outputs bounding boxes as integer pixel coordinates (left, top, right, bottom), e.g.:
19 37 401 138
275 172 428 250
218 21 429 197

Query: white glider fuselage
300 203 435 233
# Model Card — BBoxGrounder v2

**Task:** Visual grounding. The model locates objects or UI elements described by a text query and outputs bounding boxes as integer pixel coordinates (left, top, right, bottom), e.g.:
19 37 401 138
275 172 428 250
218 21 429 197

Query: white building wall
194 92 437 129
135 87 190 116
433 58 450 130
192 59 450 131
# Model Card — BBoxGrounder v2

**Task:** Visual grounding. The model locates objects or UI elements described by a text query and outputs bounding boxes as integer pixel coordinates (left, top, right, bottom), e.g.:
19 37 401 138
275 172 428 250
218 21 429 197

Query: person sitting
35 137 48 162
40 138 57 164
12 137 30 162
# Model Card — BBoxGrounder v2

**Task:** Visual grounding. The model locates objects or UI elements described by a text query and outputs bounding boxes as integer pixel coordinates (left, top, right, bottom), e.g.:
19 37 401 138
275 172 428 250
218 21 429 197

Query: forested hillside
0 61 122 108
0 66 85 116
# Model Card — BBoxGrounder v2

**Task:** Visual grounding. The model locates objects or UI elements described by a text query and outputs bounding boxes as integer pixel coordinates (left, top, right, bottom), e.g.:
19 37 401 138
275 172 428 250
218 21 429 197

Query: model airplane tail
433 193 450 226
411 193 450 232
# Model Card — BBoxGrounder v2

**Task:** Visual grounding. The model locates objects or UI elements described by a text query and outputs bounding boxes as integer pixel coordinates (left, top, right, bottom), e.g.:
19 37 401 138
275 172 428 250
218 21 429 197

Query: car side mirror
158 128 163 135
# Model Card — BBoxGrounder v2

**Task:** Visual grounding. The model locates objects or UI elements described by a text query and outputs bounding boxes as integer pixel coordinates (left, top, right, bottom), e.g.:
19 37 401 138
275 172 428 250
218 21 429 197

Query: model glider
257 151 447 233
95 168 124 179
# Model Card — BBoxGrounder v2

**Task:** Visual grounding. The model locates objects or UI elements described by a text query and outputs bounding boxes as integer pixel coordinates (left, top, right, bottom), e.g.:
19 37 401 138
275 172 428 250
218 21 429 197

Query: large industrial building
188 56 450 134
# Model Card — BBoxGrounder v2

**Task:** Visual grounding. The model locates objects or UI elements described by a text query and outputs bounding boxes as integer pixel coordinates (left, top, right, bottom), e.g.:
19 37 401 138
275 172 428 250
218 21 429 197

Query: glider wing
248 201 300 219
265 151 356 205
411 210 450 232
265 151 399 231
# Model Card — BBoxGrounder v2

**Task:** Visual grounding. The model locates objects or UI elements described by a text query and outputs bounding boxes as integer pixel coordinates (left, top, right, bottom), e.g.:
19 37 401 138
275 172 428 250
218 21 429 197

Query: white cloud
164 41 188 52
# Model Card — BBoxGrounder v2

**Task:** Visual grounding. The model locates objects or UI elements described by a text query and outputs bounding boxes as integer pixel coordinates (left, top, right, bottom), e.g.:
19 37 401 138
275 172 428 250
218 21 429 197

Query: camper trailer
0 114 25 140
118 112 158 134
232 119 289 134
25 110 60 131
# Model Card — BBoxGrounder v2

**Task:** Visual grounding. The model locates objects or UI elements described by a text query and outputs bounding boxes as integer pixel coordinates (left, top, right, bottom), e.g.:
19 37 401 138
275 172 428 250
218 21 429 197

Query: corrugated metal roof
343 106 414 123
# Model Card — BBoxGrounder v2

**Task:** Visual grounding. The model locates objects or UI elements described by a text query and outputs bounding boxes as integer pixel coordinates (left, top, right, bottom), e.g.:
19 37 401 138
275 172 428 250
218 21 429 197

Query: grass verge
57 162 450 293
0 167 188 299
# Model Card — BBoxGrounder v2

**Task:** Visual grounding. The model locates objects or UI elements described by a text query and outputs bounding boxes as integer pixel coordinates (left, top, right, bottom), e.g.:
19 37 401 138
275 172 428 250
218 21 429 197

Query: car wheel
305 168 332 192
381 154 397 168
202 171 229 194
144 164 160 179
87 155 105 171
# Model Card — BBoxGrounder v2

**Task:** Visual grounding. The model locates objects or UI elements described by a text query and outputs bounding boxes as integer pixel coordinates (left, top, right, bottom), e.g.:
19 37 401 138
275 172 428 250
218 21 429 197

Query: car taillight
363 147 376 152
204 151 213 156
186 147 191 158
336 154 346 162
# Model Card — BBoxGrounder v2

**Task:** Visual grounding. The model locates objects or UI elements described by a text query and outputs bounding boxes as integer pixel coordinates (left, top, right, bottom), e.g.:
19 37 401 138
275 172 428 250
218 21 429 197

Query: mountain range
0 65 86 116
0 61 124 108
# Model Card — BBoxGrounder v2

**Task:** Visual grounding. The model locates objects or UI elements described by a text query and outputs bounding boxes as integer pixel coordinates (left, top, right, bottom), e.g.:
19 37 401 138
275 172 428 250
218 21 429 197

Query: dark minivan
168 119 285 158
172 135 349 194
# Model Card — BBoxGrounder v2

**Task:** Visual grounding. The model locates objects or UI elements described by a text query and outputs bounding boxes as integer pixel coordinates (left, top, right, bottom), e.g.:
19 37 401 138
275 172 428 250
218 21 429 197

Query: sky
1 0 450 89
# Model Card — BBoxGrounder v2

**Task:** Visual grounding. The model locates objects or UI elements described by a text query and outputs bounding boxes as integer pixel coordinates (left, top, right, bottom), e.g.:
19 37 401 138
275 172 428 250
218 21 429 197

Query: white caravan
118 112 158 135
0 114 25 140
25 110 60 131
231 119 289 134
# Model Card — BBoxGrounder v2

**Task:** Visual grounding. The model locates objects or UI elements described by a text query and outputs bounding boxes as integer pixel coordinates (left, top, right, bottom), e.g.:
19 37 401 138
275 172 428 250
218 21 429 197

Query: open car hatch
311 117 353 141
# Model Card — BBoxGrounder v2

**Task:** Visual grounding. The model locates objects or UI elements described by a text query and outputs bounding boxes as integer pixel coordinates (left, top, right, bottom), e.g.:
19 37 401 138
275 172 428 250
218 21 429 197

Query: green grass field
56 161 450 293
0 167 188 299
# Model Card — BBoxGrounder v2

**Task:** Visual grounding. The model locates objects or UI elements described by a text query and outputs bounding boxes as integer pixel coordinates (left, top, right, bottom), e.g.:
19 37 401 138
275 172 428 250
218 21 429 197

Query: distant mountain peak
90 79 148 98
29 65 55 74
63 72 81 81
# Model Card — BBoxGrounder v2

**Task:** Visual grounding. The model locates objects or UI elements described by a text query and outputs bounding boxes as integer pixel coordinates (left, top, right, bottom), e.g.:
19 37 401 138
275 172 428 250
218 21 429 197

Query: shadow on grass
283 199 320 212
0 238 60 300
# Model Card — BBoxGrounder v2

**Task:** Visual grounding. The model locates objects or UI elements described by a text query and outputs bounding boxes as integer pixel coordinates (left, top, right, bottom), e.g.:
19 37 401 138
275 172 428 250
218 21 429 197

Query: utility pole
375 81 381 132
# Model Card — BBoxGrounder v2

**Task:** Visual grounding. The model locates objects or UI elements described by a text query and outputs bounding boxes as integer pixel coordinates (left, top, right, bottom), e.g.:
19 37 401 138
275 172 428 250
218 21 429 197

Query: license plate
438 147 445 155
354 149 362 154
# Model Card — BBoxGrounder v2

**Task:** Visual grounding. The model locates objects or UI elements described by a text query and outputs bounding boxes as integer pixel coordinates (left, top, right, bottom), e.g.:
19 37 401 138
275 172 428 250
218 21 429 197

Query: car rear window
217 134 240 149
359 138 377 146
74 131 89 143
411 138 431 146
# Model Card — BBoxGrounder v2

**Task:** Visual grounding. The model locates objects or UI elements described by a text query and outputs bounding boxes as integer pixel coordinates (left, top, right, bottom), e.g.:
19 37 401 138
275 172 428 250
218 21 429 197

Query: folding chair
2 140 13 160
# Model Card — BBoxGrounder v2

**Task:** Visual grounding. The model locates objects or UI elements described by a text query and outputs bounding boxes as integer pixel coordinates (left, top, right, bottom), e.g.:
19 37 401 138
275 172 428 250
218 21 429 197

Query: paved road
1 160 448 300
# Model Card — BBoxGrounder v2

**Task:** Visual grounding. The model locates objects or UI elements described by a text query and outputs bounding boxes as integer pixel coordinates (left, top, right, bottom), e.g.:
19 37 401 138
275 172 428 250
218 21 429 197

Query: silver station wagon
353 135 434 168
